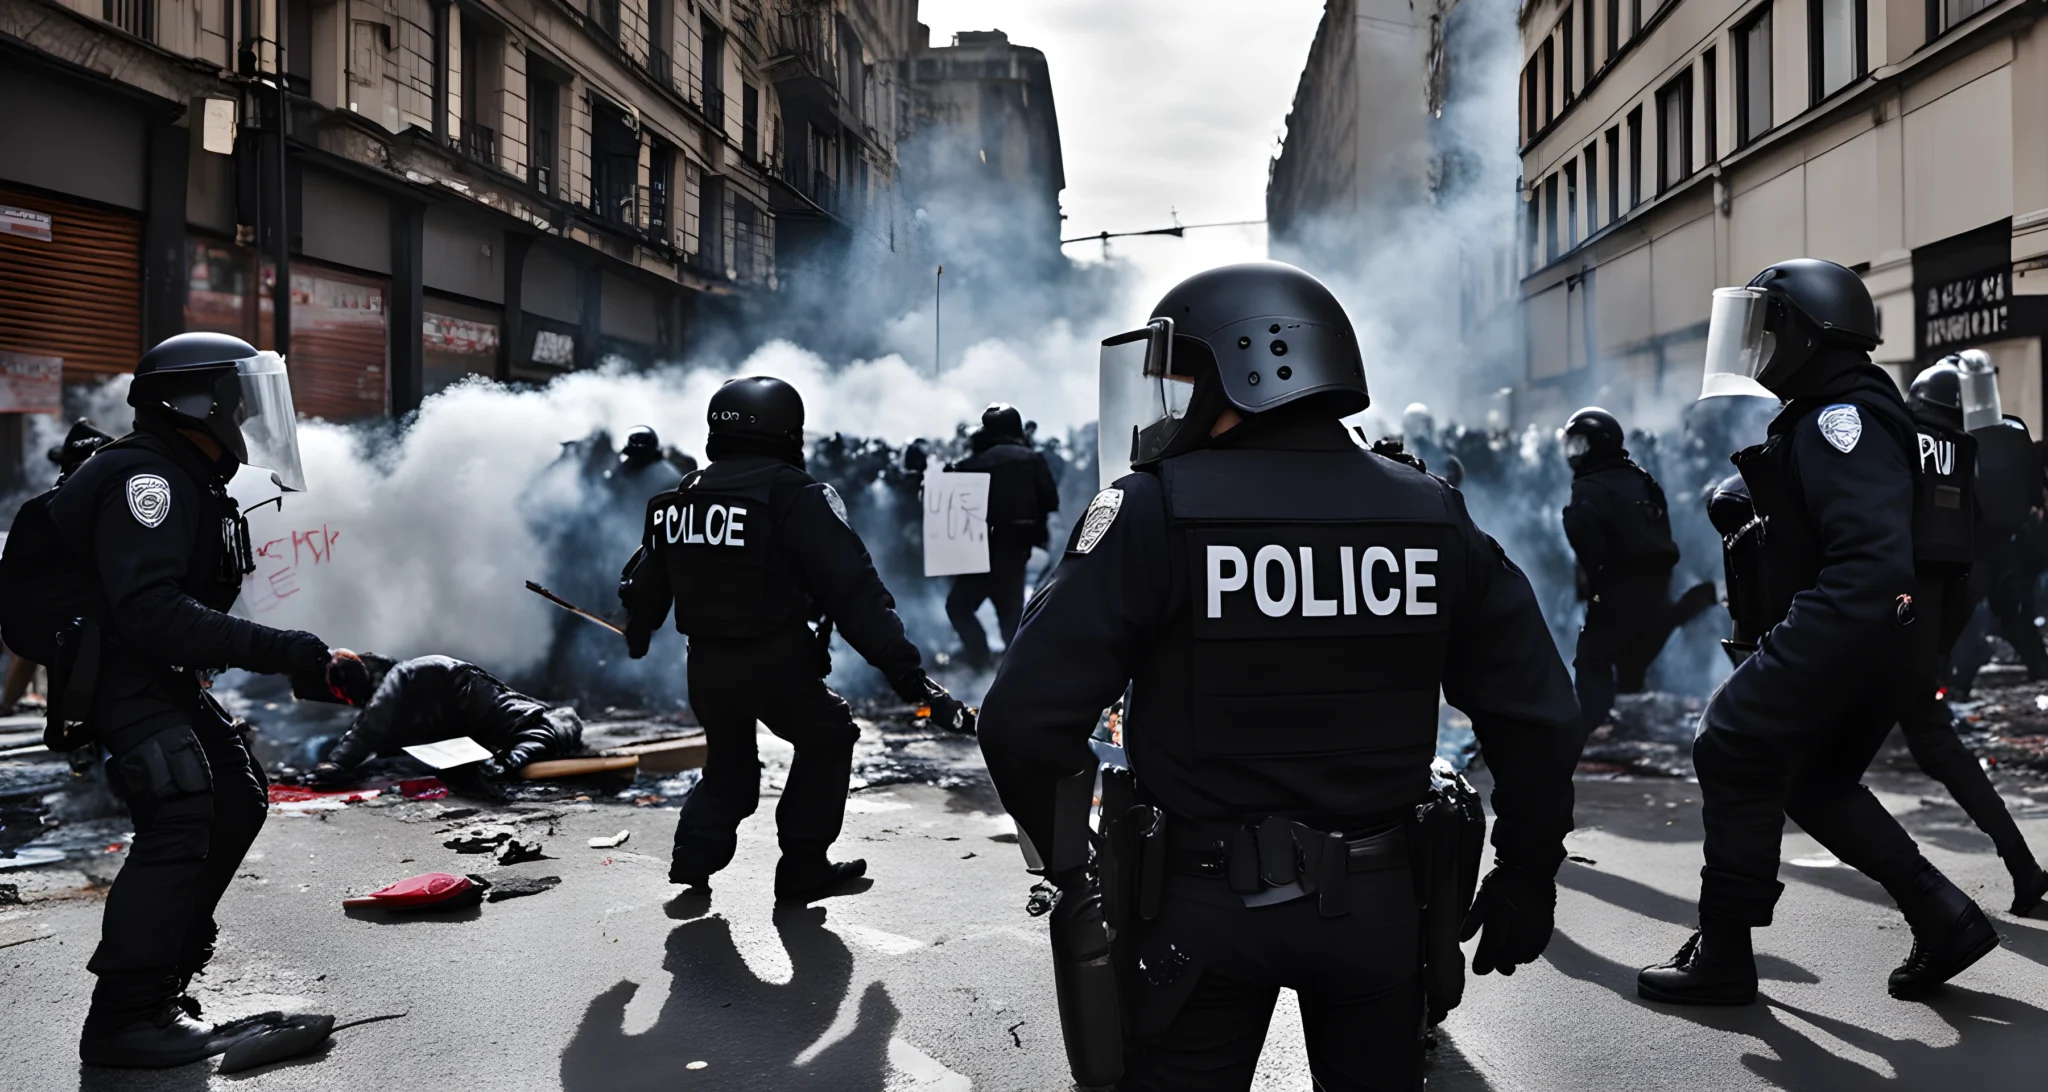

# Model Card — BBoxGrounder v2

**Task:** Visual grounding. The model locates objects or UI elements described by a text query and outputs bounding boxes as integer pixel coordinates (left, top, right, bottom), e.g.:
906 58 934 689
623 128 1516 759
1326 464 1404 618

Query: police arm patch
126 474 172 528
821 483 850 526
1073 488 1124 554
1818 404 1862 454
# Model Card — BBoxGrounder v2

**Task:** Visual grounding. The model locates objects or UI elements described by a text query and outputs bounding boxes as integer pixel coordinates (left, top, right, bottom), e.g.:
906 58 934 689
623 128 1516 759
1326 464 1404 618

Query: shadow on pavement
560 904 898 1091
77 1064 213 1092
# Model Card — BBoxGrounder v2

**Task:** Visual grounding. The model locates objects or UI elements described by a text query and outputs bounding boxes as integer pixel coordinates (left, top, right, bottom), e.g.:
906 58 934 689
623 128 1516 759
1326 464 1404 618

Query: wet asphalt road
2 725 2046 1091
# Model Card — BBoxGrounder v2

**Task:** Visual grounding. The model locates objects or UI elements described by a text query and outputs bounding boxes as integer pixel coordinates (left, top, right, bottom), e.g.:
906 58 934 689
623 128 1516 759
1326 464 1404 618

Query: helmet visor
1699 288 1778 400
1562 432 1591 463
1097 318 1183 488
1958 349 2003 432
235 352 307 492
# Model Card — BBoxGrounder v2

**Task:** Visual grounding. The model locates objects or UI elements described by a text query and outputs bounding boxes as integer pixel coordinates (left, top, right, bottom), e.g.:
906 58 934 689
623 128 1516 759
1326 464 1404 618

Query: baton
525 580 626 635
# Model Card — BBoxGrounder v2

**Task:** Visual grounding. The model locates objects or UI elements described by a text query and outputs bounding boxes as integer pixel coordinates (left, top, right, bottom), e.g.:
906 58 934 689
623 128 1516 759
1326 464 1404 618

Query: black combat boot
79 973 216 1068
774 854 868 903
1637 922 1758 1006
2012 865 2048 917
1888 867 1999 999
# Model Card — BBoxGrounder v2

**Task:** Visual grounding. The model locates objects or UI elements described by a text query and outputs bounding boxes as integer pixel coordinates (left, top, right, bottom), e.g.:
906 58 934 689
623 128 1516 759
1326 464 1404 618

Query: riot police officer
0 333 347 1066
1639 260 1999 1005
1560 407 1716 729
1903 361 2048 914
619 377 969 902
978 262 1585 1089
943 403 1061 671
1399 401 1464 486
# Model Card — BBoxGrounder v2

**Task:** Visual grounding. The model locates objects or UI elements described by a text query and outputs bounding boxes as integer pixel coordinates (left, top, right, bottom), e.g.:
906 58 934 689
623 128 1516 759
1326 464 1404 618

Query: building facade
901 28 1064 251
1518 0 2048 432
0 0 935 481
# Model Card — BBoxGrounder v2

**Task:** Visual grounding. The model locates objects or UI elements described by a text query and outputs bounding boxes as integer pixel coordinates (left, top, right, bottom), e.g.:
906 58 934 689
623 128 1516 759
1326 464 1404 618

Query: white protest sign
402 737 494 769
923 469 991 577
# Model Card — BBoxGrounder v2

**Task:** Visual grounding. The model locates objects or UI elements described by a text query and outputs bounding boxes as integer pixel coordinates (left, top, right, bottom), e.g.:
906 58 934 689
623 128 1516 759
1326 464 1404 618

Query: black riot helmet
621 425 663 468
128 332 307 489
981 403 1026 444
1562 406 1625 470
1709 259 1879 401
706 376 805 460
1908 361 1965 429
1098 261 1366 485
47 418 114 480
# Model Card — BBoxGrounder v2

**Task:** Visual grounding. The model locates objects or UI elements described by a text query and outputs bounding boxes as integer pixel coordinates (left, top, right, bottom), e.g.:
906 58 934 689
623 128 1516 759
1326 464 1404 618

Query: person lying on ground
305 653 584 782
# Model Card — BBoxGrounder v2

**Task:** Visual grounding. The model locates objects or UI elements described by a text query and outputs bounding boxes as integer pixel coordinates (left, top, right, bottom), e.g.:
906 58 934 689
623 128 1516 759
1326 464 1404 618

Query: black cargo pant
1122 869 1423 1092
673 633 859 876
1951 537 2048 691
1898 687 2038 874
89 697 267 993
1694 698 1928 927
1574 569 1674 729
946 541 1034 670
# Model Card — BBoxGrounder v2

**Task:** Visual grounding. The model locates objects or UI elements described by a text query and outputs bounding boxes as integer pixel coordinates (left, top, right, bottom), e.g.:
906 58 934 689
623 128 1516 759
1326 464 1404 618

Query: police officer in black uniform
619 377 970 902
1639 260 2000 1005
944 403 1062 671
978 262 1585 1090
1903 361 2048 914
1560 407 1717 729
1935 350 2048 692
0 333 347 1066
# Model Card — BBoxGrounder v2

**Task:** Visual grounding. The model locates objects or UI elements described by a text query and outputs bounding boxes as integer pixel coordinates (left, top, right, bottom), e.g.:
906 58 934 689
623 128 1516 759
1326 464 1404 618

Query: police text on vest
1206 544 1438 619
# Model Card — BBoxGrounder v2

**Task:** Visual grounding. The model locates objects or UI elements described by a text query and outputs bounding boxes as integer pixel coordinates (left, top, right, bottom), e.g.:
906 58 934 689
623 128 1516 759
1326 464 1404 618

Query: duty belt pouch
45 617 101 752
1410 761 1486 1023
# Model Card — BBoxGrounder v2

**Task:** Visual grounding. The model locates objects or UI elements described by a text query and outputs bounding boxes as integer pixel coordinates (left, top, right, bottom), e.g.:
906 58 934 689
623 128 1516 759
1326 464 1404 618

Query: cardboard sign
923 469 991 577
401 737 495 769
0 352 61 413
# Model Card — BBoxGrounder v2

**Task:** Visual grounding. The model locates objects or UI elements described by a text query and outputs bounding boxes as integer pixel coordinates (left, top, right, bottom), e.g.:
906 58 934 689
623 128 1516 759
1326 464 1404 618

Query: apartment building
0 0 930 481
902 29 1065 254
1518 0 2048 432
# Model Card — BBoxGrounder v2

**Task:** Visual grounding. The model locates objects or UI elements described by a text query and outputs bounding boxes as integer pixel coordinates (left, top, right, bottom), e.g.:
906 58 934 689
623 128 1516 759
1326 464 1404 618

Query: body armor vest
1154 448 1459 768
1970 417 2039 537
644 463 804 639
1581 461 1682 571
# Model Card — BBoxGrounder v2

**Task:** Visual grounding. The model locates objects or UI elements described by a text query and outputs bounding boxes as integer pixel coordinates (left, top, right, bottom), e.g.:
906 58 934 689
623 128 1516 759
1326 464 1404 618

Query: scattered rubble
588 830 631 849
497 840 550 865
444 831 511 854
486 876 562 902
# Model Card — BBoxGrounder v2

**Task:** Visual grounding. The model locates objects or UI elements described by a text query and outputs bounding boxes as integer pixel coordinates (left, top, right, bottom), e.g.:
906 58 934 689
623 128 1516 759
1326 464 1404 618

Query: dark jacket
327 655 580 768
949 440 1061 549
1562 452 1680 588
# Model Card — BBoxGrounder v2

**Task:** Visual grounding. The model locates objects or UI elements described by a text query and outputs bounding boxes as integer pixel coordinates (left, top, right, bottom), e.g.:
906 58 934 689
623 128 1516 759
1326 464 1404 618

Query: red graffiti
243 524 341 614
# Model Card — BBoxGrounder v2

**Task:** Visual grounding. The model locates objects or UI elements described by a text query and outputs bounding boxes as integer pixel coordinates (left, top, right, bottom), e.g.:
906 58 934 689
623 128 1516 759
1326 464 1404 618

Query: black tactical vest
1971 417 2039 536
644 463 804 639
1154 448 1459 768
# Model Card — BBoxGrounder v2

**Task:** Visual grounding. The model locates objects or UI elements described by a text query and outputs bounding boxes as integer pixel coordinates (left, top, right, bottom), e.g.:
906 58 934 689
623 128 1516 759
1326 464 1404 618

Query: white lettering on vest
1917 433 1956 476
664 504 682 544
1254 545 1297 617
1207 545 1247 618
685 504 707 544
1298 547 1337 617
726 506 746 547
1361 546 1400 616
706 505 727 545
1339 545 1358 616
1404 548 1439 615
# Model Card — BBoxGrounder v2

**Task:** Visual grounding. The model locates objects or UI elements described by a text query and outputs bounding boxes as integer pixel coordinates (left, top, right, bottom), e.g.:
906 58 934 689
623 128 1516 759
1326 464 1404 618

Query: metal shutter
0 185 142 379
288 263 390 421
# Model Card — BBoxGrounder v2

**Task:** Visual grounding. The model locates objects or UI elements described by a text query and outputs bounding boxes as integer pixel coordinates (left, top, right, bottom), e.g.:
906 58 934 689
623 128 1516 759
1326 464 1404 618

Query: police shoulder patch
820 483 850 526
126 474 172 528
1817 404 1862 454
1073 488 1124 554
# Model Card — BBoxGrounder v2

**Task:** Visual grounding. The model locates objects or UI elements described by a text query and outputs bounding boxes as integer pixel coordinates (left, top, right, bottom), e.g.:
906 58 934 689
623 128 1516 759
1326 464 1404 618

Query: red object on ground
267 785 380 805
398 777 449 800
341 872 475 909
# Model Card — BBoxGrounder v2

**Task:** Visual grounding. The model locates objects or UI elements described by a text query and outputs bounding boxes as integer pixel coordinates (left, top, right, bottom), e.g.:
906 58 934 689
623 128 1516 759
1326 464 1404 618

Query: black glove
1459 863 1557 976
928 690 975 734
299 761 350 788
625 622 653 660
482 740 547 779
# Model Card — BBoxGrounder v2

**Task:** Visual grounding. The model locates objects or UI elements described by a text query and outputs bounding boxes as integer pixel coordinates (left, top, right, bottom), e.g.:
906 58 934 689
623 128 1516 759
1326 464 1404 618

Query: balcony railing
104 0 155 41
460 122 497 165
702 88 726 129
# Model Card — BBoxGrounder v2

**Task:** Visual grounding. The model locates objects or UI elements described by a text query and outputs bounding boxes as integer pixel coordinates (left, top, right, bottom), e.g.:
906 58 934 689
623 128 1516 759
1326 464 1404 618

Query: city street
3 714 2044 1091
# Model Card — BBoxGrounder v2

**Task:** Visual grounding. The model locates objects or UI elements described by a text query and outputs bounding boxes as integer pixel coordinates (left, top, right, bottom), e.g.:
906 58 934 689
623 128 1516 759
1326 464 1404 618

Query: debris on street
588 830 631 849
497 840 550 865
399 777 450 800
522 755 639 780
342 872 488 912
444 831 511 854
485 875 561 902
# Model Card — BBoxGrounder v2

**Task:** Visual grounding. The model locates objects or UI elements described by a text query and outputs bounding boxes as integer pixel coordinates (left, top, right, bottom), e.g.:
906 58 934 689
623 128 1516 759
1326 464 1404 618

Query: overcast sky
917 0 1328 311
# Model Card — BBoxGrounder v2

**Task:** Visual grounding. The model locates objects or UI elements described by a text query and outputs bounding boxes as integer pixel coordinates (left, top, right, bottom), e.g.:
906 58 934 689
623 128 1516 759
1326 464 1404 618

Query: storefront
0 185 143 382
289 263 390 422
422 294 503 396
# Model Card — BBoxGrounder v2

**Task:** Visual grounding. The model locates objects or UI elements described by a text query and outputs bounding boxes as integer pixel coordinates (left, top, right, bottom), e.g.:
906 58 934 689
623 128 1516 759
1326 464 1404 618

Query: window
742 84 759 161
698 174 726 273
1632 0 1644 34
1658 70 1694 192
459 18 496 163
1736 6 1773 146
1525 58 1542 141
1607 0 1621 60
527 72 558 196
647 0 671 84
1583 0 1597 77
1527 191 1541 271
590 0 619 44
650 142 674 241
1703 48 1718 161
590 97 640 227
701 16 726 127
1810 0 1865 103
1565 161 1579 248
1585 142 1601 233
1626 107 1643 208
1933 0 1997 35
1545 174 1560 263
1606 127 1621 220
1562 12 1576 103
1542 39 1556 125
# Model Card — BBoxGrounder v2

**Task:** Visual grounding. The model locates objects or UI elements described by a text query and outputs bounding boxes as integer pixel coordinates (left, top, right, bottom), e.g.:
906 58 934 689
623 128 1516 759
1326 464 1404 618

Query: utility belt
44 619 209 753
1162 816 1407 917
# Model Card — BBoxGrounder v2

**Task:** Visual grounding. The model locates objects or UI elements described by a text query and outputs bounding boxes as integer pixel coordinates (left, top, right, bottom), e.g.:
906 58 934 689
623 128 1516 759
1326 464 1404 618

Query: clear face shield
1698 287 1779 401
1097 318 1189 489
1561 431 1591 466
234 352 307 492
1957 349 2003 432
